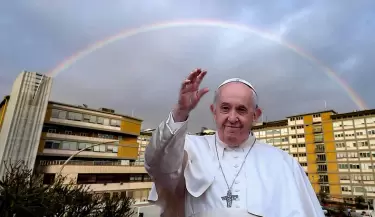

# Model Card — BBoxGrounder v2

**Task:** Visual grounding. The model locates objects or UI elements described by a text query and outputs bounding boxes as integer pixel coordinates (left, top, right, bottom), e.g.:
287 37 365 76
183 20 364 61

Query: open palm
174 69 209 121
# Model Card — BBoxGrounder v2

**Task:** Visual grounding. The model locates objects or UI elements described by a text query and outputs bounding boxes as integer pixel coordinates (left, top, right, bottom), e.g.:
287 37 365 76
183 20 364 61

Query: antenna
324 100 327 109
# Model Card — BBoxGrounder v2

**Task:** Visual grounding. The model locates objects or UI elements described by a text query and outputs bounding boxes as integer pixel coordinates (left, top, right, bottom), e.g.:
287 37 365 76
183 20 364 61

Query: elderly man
145 69 324 217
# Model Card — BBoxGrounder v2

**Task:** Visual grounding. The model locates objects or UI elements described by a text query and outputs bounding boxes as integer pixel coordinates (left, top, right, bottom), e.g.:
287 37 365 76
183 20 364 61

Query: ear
210 104 215 116
253 107 262 122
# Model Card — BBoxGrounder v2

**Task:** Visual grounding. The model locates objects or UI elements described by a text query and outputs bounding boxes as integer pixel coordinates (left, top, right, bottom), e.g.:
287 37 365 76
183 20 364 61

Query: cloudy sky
1 0 374 132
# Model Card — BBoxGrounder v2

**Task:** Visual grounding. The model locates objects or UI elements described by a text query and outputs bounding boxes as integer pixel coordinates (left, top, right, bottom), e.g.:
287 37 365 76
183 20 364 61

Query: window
300 163 307 167
44 141 54 149
69 142 77 150
89 116 97 123
78 143 86 150
320 186 330 193
74 113 83 121
67 112 75 120
48 129 56 133
99 145 106 152
317 154 326 161
359 152 370 158
51 109 60 118
339 164 348 169
93 145 100 152
61 141 70 150
57 110 66 119
65 131 72 135
103 118 110 125
110 119 121 127
83 114 90 122
318 164 327 171
313 114 321 118
97 117 104 124
319 175 329 182
336 142 345 148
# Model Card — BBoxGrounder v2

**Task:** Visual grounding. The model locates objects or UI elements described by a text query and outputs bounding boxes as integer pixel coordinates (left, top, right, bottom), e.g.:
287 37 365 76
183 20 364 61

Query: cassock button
234 164 239 168
235 180 240 184
233 156 239 158
235 189 240 192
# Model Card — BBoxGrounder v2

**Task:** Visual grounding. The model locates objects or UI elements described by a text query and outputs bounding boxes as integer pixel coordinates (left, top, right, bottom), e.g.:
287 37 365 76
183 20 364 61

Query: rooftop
286 110 337 118
49 100 143 122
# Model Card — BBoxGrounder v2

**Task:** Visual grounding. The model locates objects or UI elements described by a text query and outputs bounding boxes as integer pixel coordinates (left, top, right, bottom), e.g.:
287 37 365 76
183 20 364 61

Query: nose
227 110 238 123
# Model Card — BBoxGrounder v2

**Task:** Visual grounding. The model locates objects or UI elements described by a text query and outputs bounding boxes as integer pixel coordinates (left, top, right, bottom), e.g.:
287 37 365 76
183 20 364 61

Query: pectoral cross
221 190 238 208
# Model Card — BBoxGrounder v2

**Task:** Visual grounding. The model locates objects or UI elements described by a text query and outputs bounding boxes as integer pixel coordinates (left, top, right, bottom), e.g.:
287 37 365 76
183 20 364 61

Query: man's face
210 82 261 146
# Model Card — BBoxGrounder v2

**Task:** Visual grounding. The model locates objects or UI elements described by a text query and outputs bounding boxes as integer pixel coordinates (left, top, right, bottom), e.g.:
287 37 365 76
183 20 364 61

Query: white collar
215 133 256 159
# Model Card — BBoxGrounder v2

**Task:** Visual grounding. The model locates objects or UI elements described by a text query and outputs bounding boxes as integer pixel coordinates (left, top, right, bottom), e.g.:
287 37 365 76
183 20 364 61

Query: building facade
252 109 375 203
36 101 152 203
136 129 154 165
0 71 152 204
0 71 52 177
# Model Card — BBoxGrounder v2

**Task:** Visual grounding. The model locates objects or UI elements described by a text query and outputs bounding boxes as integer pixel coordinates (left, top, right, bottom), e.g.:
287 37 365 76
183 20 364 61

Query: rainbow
48 19 368 110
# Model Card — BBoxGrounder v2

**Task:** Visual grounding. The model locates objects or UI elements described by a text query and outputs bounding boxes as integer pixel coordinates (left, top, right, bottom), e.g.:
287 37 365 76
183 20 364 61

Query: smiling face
210 82 261 147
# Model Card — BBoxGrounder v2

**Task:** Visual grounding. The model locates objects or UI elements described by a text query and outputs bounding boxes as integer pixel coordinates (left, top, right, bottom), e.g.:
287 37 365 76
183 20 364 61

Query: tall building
252 109 375 203
0 71 152 204
0 71 52 177
136 129 154 165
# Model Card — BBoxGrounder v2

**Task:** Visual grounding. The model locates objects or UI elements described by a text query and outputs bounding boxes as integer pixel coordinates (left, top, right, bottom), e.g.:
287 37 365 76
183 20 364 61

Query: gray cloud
1 0 374 132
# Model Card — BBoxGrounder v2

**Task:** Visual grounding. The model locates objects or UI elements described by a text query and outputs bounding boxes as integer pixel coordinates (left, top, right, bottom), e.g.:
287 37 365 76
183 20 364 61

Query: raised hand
173 68 209 122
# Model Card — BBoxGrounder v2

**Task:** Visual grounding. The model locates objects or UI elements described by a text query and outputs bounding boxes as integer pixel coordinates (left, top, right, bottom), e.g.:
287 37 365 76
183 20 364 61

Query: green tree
0 161 135 217
318 190 329 204
97 193 135 217
354 196 365 209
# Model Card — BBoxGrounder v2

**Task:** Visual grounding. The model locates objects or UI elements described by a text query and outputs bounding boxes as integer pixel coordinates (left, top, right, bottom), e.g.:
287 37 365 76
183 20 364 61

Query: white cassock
144 112 325 217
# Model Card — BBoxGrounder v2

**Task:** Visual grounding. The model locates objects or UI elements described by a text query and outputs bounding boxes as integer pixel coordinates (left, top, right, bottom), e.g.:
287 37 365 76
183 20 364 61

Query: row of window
44 140 119 153
46 128 123 140
333 117 375 128
292 143 306 148
289 116 304 121
76 173 151 184
338 163 374 170
292 153 307 157
336 141 375 148
341 186 375 193
337 152 375 159
340 174 374 181
51 109 122 127
256 124 375 138
334 130 375 138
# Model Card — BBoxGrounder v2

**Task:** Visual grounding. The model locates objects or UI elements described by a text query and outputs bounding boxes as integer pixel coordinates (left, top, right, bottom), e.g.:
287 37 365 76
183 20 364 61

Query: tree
0 161 135 217
318 190 329 205
355 196 366 209
98 193 135 217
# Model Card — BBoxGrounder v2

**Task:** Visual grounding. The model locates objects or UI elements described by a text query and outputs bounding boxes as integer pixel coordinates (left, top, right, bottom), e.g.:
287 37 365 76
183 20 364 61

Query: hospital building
252 110 375 203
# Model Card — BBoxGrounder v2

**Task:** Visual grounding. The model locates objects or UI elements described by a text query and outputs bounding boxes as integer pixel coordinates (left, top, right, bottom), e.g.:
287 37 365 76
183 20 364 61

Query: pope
144 69 324 217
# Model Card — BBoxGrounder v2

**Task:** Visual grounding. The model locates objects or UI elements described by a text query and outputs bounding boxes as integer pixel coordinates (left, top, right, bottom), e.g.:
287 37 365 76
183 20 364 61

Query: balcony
317 169 327 173
39 160 147 174
314 137 324 143
313 128 323 133
45 133 118 144
315 147 325 153
316 158 326 163
48 117 138 135
86 182 153 192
